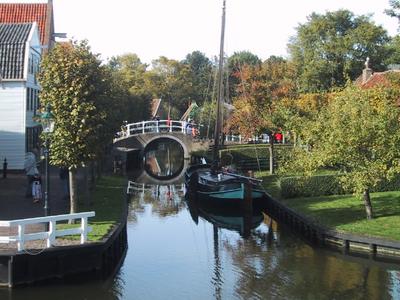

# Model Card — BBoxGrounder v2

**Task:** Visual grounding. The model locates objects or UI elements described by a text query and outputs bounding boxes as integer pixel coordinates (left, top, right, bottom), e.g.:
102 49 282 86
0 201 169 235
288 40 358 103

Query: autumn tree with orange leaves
227 56 297 173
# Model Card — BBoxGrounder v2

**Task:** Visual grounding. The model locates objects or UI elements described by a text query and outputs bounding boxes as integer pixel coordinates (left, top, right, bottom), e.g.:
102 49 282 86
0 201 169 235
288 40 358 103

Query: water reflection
144 138 184 179
2 167 400 299
186 196 277 300
127 180 186 218
124 171 400 300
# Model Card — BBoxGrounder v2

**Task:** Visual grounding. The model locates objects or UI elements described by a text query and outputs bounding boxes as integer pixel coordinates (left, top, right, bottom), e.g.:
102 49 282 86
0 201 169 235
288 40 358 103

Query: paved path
0 168 70 220
0 168 77 250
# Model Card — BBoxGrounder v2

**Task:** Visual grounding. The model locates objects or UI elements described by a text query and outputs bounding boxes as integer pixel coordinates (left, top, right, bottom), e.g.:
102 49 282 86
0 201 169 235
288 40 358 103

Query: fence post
47 220 56 248
142 121 145 134
2 158 7 178
17 224 25 251
80 217 88 244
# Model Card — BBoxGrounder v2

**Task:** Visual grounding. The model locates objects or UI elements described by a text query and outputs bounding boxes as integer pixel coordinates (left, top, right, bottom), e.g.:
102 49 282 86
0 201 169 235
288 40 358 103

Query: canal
2 139 400 299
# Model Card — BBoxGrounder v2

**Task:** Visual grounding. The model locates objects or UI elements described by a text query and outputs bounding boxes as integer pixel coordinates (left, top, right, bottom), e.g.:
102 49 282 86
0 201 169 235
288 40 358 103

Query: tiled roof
360 70 400 89
0 23 32 79
0 3 48 45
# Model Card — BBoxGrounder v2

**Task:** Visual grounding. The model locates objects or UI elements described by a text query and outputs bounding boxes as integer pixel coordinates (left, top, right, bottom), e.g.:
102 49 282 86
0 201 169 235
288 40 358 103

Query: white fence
115 120 198 140
0 212 95 251
127 181 185 194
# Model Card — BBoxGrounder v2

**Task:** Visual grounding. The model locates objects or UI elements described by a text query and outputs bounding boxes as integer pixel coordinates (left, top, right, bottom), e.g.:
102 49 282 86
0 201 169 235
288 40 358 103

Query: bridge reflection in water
143 137 185 179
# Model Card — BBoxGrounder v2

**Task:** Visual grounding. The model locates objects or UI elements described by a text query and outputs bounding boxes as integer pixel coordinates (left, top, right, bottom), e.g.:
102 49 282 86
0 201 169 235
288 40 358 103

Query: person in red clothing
274 132 283 144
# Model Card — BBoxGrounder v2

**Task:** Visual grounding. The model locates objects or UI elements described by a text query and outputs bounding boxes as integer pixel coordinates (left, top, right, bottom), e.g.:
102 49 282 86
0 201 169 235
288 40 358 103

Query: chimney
362 57 373 84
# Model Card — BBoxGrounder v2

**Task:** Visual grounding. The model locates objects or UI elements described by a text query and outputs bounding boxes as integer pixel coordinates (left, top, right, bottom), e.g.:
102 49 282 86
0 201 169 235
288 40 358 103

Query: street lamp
40 105 55 217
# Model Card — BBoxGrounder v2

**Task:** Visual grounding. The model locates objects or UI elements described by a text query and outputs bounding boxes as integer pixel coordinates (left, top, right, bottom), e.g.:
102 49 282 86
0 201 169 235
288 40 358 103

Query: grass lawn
58 175 127 242
257 172 400 241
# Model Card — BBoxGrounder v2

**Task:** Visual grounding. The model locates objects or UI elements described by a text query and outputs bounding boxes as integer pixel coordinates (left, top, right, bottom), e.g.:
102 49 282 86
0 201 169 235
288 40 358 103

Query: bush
371 175 400 193
279 174 346 198
279 173 400 198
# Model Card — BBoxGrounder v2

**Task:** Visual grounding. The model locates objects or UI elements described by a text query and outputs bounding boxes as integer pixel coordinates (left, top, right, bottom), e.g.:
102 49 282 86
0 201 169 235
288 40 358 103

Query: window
28 53 40 83
26 126 40 152
26 88 40 112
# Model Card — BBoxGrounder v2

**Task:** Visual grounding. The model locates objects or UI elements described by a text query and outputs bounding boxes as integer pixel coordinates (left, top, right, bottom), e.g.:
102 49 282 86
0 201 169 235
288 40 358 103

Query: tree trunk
69 167 78 224
363 188 373 220
269 134 275 175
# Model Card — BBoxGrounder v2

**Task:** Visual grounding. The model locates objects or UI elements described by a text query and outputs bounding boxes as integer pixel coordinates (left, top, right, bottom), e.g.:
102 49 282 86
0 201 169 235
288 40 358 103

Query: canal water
2 139 400 299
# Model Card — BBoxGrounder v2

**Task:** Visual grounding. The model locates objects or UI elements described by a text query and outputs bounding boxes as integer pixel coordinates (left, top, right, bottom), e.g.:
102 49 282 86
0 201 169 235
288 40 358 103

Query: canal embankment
0 172 128 287
257 172 400 262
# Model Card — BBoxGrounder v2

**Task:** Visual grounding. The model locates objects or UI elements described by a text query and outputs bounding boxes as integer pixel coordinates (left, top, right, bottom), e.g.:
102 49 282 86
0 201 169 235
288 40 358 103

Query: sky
3 0 399 64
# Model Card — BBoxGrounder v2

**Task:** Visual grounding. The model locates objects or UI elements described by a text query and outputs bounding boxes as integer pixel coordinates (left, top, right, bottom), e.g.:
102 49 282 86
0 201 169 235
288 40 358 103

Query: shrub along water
279 174 400 198
257 172 400 241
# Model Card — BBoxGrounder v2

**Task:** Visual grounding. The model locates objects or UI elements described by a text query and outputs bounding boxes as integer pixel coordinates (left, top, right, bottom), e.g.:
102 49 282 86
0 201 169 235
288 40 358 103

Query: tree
107 54 151 122
288 10 390 92
108 53 148 94
182 51 214 107
39 41 116 215
227 57 297 174
285 84 400 219
385 0 400 25
144 56 193 118
228 51 261 99
384 35 400 66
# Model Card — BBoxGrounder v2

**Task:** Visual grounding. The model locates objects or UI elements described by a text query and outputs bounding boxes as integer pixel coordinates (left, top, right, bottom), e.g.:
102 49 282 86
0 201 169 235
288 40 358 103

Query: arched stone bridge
113 120 209 160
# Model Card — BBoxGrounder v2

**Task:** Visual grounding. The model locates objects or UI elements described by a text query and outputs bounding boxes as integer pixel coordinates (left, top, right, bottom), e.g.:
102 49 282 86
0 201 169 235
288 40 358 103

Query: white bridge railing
115 120 198 140
127 181 186 194
0 212 95 251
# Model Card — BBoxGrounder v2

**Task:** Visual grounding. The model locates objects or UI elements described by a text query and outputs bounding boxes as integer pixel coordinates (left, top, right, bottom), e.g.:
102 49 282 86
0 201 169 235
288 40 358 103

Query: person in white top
24 150 39 198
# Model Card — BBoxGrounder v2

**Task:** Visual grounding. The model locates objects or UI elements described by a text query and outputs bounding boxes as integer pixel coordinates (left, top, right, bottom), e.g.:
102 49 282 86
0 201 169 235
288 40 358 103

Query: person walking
32 173 42 203
24 150 39 198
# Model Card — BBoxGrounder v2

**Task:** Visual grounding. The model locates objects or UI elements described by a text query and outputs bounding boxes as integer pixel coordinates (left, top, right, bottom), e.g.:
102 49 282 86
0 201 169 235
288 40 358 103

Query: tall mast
212 0 226 168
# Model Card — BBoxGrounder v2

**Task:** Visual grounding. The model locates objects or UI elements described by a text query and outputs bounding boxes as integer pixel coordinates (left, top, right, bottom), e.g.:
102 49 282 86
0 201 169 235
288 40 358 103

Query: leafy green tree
228 51 261 70
384 35 400 66
107 54 151 122
182 51 214 107
285 85 400 219
108 53 148 94
288 10 390 92
228 51 261 99
144 56 193 118
385 0 400 25
39 41 116 214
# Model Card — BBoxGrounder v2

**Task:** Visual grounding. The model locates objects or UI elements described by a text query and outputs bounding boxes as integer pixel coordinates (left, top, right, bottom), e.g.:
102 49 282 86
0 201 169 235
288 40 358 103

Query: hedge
280 174 400 198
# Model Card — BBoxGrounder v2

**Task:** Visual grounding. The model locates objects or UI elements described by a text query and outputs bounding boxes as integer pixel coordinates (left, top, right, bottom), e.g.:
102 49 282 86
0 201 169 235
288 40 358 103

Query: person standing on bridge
186 119 193 135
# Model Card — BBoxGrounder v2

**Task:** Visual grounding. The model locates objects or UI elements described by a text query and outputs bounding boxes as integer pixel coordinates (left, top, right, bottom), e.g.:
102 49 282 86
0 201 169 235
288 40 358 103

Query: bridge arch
144 133 190 159
112 120 210 172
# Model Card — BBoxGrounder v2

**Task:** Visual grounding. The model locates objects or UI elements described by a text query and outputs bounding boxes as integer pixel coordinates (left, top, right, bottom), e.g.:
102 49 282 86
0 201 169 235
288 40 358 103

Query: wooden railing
0 212 95 251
